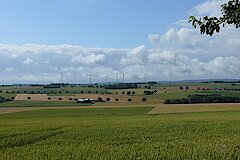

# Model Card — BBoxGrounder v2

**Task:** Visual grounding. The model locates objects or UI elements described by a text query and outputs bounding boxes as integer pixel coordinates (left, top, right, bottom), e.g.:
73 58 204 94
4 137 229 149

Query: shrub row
165 94 240 104
0 96 11 103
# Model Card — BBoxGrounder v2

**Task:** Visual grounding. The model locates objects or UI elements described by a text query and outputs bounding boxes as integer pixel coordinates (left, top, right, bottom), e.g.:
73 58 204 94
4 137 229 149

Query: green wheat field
1 107 240 159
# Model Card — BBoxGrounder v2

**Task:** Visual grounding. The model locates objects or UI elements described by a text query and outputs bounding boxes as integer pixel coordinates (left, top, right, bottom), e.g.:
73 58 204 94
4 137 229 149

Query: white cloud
5 67 14 71
23 58 35 64
0 0 239 84
189 0 228 17
71 53 105 64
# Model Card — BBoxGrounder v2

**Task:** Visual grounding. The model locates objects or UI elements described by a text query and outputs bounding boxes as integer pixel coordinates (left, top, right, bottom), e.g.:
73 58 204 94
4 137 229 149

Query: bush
127 91 131 95
142 97 147 102
115 98 119 102
58 98 62 100
48 97 51 100
128 99 132 102
0 96 11 103
98 97 103 102
122 91 125 94
165 94 240 104
27 97 31 100
69 98 72 100
106 98 110 101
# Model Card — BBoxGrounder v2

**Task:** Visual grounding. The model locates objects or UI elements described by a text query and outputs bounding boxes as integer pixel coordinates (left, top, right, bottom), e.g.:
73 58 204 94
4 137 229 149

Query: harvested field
15 94 48 101
148 103 240 114
14 94 161 103
75 94 162 102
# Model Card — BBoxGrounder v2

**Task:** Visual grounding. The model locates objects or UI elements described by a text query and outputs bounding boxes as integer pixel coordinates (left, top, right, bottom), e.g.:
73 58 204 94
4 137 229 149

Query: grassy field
1 107 240 159
0 101 89 108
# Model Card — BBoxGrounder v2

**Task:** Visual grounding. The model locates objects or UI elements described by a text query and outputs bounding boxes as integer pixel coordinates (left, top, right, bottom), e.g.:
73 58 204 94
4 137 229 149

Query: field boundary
148 103 240 114
0 104 155 115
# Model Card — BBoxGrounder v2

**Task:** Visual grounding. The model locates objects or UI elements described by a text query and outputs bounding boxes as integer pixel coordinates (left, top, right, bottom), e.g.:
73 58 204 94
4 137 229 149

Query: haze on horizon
0 0 239 84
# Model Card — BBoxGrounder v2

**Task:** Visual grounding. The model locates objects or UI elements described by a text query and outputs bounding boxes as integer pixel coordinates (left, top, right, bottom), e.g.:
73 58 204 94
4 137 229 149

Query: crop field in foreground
1 107 240 159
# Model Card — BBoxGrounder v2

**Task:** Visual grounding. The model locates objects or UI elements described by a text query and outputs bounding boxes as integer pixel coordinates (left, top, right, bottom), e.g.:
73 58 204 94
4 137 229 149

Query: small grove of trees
98 97 103 102
180 86 189 90
0 96 11 103
143 91 155 95
127 91 131 95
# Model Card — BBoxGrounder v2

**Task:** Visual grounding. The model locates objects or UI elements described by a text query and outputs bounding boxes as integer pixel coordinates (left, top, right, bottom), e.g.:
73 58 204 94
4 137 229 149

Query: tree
98 97 103 101
189 0 240 36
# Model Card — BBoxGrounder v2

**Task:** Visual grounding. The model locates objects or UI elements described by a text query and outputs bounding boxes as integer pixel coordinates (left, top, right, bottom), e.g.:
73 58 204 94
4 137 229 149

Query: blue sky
0 0 239 84
0 0 204 47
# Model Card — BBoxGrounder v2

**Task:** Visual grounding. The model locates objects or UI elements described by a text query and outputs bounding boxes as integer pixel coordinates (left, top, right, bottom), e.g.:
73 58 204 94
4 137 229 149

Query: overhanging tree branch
189 0 240 36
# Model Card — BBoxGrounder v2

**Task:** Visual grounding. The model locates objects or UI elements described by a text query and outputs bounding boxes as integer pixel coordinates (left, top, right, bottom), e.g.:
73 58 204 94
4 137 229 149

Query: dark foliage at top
189 0 240 36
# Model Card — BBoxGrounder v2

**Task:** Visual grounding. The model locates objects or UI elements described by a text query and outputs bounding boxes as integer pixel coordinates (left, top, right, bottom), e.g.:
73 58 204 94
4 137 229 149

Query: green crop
1 107 240 159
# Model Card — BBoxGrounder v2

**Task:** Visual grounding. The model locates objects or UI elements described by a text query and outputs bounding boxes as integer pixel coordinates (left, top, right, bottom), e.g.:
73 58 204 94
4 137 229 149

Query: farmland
1 107 240 159
0 82 240 159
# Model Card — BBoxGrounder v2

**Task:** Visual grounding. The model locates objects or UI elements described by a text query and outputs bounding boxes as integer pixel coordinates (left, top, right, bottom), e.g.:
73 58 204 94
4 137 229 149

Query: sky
0 0 239 84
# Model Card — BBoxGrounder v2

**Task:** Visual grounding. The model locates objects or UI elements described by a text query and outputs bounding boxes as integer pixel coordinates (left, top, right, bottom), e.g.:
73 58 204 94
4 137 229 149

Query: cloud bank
0 0 239 84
